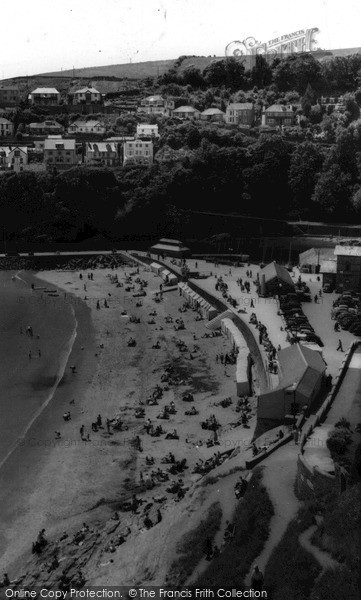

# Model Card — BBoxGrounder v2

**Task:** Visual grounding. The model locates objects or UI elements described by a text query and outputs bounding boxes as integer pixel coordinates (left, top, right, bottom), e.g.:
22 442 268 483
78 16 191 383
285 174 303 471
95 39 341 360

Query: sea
0 270 77 469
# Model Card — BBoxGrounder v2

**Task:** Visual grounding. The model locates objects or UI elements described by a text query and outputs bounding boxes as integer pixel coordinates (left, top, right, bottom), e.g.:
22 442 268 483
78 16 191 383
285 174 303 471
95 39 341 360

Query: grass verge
194 467 273 587
166 501 222 586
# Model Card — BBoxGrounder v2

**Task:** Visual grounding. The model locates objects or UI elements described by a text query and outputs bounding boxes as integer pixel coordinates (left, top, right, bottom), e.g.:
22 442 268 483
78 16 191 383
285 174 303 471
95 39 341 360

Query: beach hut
257 344 327 420
150 262 162 275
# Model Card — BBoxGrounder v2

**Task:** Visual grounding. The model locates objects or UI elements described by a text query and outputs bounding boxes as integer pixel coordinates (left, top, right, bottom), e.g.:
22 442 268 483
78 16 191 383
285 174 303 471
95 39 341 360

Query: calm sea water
0 271 76 467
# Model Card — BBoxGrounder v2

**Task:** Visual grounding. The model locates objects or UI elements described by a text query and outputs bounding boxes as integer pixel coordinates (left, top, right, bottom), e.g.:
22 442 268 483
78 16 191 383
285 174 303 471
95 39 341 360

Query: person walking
336 339 344 352
292 427 299 445
251 565 264 591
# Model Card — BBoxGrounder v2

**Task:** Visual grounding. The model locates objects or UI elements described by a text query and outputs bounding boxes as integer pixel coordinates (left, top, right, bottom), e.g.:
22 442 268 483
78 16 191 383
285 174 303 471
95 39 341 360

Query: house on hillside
138 95 174 116
72 87 102 104
0 146 28 172
0 86 21 107
0 118 14 137
136 123 159 139
44 138 77 169
171 106 200 120
28 88 61 106
123 139 153 166
258 261 295 297
200 108 225 122
68 120 106 135
261 104 294 127
258 344 327 421
28 120 64 135
225 103 254 125
85 142 118 166
334 245 361 292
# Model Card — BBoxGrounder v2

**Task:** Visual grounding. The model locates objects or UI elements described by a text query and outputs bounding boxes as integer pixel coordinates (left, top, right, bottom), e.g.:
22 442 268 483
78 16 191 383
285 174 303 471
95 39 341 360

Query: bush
335 417 351 430
327 427 352 455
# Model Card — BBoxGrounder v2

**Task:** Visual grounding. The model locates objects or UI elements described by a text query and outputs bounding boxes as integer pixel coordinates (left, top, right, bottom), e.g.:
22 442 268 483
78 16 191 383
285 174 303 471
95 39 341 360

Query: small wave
0 306 78 472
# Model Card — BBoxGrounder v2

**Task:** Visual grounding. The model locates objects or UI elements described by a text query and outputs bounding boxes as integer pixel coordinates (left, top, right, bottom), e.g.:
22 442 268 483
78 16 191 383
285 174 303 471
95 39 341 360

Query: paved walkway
326 346 361 425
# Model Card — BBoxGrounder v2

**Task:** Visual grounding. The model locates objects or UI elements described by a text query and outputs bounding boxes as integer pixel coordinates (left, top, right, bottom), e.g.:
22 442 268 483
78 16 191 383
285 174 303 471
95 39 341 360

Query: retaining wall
221 317 250 396
296 340 360 500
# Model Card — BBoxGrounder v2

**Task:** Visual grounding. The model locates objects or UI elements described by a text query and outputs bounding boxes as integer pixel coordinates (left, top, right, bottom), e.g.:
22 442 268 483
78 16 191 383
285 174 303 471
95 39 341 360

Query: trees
203 58 246 91
273 53 322 94
288 142 325 216
312 165 352 219
250 55 273 88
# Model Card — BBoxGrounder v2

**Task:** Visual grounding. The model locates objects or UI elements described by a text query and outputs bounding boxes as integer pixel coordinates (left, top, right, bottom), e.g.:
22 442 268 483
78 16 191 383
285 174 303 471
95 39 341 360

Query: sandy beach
0 260 256 585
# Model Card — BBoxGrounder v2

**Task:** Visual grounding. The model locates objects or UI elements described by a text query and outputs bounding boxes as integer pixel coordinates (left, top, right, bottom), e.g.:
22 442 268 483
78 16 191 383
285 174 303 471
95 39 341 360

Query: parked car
322 283 334 293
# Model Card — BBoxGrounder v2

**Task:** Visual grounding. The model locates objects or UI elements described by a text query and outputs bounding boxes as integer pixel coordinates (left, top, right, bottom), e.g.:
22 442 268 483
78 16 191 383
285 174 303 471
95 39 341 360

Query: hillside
28 47 361 79
1 47 361 89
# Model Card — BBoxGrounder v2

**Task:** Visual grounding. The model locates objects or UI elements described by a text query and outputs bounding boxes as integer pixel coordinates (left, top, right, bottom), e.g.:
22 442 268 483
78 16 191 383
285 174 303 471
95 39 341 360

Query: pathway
244 441 300 585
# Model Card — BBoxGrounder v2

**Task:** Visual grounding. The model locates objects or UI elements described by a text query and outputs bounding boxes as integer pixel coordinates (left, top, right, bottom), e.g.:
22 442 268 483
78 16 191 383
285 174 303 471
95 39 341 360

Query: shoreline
0 270 97 573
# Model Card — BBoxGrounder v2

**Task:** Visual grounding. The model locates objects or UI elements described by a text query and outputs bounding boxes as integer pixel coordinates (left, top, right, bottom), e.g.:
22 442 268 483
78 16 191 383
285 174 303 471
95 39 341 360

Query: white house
225 103 254 125
0 118 14 137
44 138 77 168
68 120 106 135
171 106 200 120
138 95 174 116
72 87 102 104
136 124 159 139
200 108 225 122
0 146 28 171
123 140 153 166
28 88 61 105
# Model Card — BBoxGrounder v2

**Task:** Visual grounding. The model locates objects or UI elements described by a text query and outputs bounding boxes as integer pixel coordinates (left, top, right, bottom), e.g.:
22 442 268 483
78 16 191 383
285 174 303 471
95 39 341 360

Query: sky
1 0 361 80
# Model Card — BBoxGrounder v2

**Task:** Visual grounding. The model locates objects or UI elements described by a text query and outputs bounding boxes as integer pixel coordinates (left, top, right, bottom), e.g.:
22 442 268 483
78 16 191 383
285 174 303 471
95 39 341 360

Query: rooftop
227 103 254 110
260 261 294 286
265 104 293 113
201 108 225 115
87 142 116 152
74 87 100 94
172 105 199 113
334 244 361 256
44 139 75 150
30 88 60 95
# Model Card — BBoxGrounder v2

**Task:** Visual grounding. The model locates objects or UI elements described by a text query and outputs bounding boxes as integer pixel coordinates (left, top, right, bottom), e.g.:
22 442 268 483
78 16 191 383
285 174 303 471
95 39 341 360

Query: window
345 261 351 272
